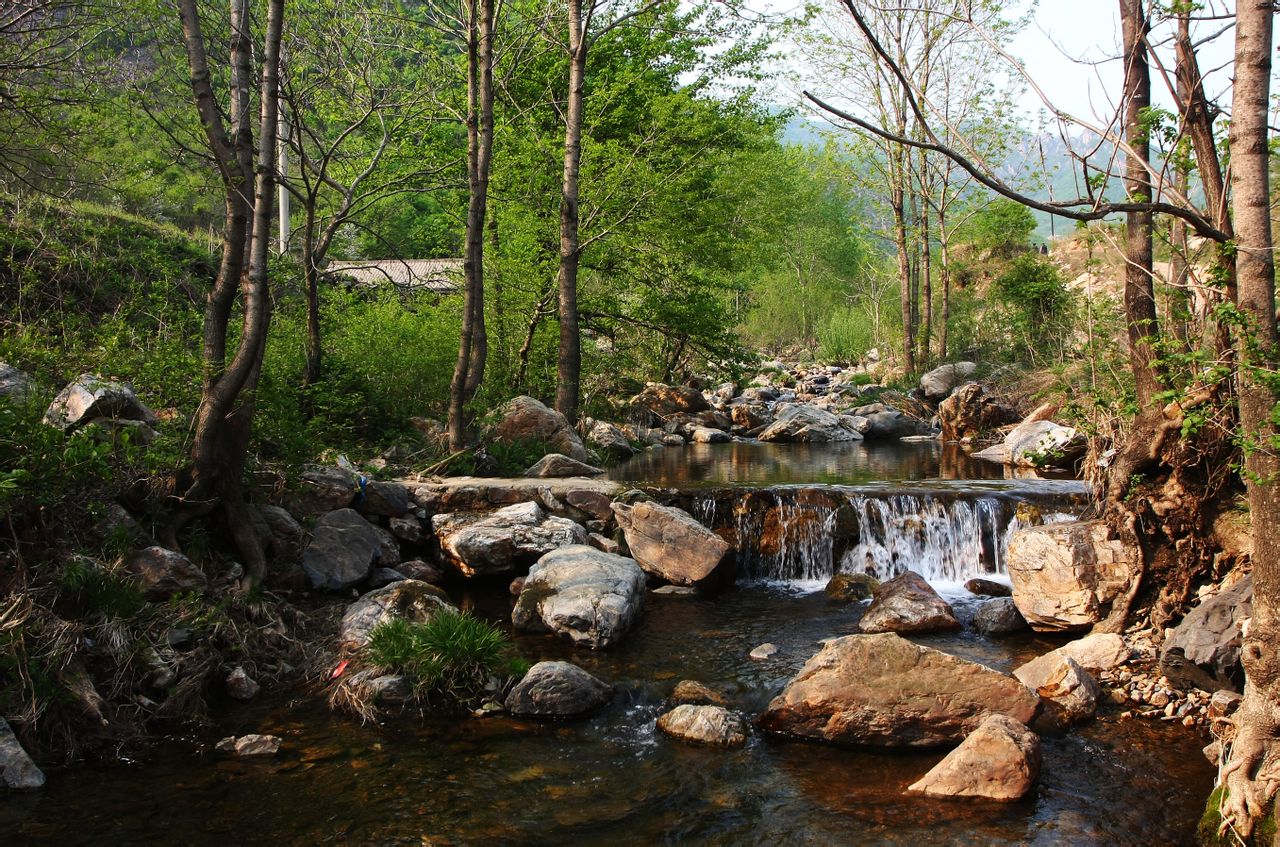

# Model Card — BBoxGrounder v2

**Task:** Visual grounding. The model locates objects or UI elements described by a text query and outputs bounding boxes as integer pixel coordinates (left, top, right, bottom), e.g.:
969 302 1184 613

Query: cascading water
692 485 1080 588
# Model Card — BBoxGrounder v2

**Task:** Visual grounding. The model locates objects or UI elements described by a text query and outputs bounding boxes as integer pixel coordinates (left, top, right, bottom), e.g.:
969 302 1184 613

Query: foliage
992 254 1075 363
364 611 521 703
955 198 1038 257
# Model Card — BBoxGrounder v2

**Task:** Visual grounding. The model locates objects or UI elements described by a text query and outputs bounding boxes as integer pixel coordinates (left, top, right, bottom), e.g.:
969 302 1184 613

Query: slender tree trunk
938 211 951 360
892 188 914 374
1120 0 1160 408
1218 5 1280 837
918 163 933 368
555 0 586 422
303 203 321 385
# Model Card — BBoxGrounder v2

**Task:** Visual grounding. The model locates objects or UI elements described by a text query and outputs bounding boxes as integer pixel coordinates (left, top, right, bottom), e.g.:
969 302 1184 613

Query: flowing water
0 442 1214 845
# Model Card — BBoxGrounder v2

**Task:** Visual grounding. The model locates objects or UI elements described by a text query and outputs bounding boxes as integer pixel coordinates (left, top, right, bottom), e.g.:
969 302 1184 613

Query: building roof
326 258 463 293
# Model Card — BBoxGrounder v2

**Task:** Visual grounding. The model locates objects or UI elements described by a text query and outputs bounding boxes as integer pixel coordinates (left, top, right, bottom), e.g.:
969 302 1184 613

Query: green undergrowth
364 612 527 704
1199 785 1277 846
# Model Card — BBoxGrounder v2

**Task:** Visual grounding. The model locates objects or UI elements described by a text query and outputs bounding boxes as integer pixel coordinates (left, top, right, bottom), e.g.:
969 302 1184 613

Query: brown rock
907 714 1041 801
858 571 960 634
759 633 1040 748
524 453 605 478
564 489 614 521
671 680 728 707
629 383 711 420
610 501 730 587
657 705 747 748
965 577 1012 597
938 383 1016 443
490 396 592 463
1013 655 1100 726
1007 521 1136 631
123 546 208 598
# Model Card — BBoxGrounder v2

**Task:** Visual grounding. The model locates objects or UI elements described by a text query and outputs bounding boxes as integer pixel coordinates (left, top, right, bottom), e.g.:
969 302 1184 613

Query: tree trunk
302 203 321 386
1120 0 1159 409
918 162 933 368
1218 4 1280 837
892 186 914 374
555 0 586 423
938 211 951 360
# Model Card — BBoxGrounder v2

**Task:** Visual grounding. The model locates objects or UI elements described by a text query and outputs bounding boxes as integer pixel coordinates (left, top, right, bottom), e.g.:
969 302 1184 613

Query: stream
0 441 1214 845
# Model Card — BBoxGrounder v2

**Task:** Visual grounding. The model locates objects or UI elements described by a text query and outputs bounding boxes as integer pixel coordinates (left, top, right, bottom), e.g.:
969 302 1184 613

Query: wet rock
860 410 932 440
920 361 977 401
358 480 412 518
1007 521 1136 632
1014 655 1099 726
0 717 44 789
490 396 592 463
611 501 730 587
690 426 731 444
858 571 960 634
301 509 387 591
758 403 863 443
258 505 304 559
337 579 454 652
938 383 1016 442
907 714 1040 801
504 661 611 718
972 597 1028 636
215 734 280 757
124 546 208 599
825 572 879 602
287 465 360 517
368 674 413 705
759 633 1039 748
0 363 32 404
397 559 447 585
1160 575 1252 692
629 383 711 421
584 420 637 461
43 373 155 432
657 705 748 748
965 577 1012 597
432 502 588 578
652 585 697 596
225 667 260 701
524 453 605 478
750 643 779 661
671 680 728 707
512 545 646 649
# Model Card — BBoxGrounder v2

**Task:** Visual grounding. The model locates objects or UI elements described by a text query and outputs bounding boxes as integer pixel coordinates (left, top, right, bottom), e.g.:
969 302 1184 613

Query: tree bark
555 0 587 422
1120 0 1159 409
1218 4 1280 837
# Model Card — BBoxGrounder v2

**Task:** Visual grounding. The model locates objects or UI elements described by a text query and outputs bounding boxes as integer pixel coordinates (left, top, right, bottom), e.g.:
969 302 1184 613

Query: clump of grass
364 611 523 704
55 557 145 621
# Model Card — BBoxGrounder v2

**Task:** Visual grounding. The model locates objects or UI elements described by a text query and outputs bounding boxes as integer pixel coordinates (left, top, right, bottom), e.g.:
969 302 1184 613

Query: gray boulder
432 502 588 577
0 717 44 789
0 363 32 404
287 465 361 517
358 480 412 518
859 570 960 634
1160 575 1252 691
512 545 646 649
920 361 977 400
123 547 208 598
657 705 748 748
972 597 1028 636
584 420 637 461
258 505 305 560
301 508 387 590
860 410 932 440
973 419 1086 469
757 403 863 443
689 426 731 444
337 579 455 652
43 373 155 432
524 453 605 478
504 661 611 718
610 501 730 586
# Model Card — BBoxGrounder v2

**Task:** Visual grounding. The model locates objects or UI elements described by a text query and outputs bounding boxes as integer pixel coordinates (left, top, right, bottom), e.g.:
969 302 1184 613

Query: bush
818 305 877 362
992 254 1074 364
364 611 523 703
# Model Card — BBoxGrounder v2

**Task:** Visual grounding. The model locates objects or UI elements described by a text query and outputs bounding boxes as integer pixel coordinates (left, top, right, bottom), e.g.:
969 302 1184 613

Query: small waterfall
688 486 1081 588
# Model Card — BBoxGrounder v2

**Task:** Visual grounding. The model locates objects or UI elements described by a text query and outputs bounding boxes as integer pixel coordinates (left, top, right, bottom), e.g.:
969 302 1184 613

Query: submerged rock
825 572 879 602
215 734 281 757
504 661 611 718
907 714 1040 801
432 502 588 578
858 571 960 634
972 597 1028 636
610 501 730 587
301 509 387 590
512 545 646 649
0 717 44 789
1006 521 1136 631
749 643 779 661
657 705 748 748
759 633 1039 748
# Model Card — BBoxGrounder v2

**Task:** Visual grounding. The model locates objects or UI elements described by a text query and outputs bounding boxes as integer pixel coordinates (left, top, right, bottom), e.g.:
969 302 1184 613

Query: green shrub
56 558 145 620
818 306 877 362
364 611 521 702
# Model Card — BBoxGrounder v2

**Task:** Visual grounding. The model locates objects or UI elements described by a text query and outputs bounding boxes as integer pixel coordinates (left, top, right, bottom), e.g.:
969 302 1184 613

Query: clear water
0 444 1213 846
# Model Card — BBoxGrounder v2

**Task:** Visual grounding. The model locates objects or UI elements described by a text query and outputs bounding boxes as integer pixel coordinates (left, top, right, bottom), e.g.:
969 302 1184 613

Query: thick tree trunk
555 0 586 423
1219 4 1280 837
1120 0 1160 409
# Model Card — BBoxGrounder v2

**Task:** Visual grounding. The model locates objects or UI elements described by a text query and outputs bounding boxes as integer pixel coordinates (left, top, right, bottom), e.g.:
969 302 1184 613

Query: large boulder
357 480 412 518
920 361 977 401
1013 655 1100 726
123 546 208 598
629 383 711 420
1017 632 1130 679
610 501 731 586
301 508 387 590
1006 521 1136 632
258 505 305 560
1160 575 1252 691
938 383 1017 443
512 545 646 649
860 410 932 440
758 633 1040 748
972 597 1028 636
973 419 1086 468
432 502 588 577
43 373 155 432
490 396 592 463
584 420 637 461
858 570 960 634
757 403 864 443
906 714 1040 801
657 705 748 748
337 579 455 652
524 453 605 478
504 661 611 718
0 717 45 789
287 465 360 517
